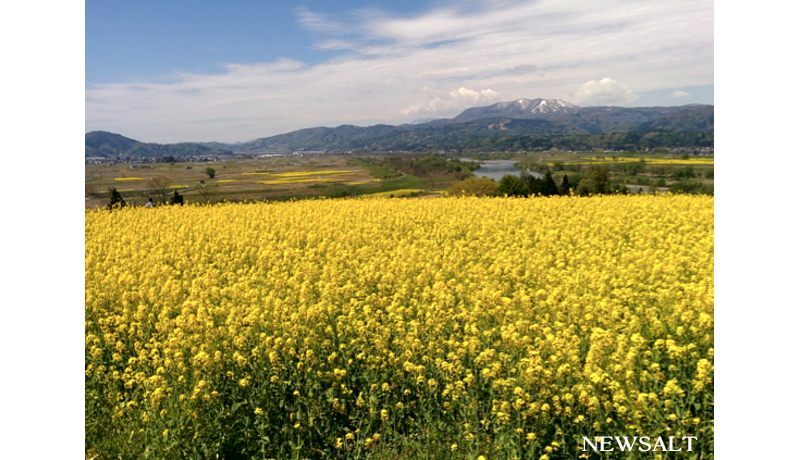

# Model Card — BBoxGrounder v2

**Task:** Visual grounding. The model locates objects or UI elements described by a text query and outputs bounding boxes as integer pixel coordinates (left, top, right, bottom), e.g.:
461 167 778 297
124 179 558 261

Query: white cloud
294 7 349 34
86 0 714 142
671 90 690 98
400 87 501 115
312 39 356 51
572 78 637 106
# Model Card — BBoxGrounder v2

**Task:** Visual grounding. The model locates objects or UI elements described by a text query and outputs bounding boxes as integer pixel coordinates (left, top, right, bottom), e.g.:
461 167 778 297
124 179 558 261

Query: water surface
461 159 543 182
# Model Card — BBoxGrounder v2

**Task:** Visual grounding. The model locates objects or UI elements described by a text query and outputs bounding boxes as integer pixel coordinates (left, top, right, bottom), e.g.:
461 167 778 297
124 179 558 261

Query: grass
362 188 425 198
352 157 401 179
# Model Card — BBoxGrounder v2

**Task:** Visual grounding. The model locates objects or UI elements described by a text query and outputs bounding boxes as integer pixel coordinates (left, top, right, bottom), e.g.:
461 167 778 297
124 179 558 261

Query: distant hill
445 98 713 133
631 105 714 132
196 141 239 151
239 124 403 152
230 99 713 152
85 131 233 158
88 98 713 156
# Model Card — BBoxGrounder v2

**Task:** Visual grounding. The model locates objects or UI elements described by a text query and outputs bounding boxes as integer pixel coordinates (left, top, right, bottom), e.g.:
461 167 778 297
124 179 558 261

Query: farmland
86 194 713 459
86 157 376 207
86 152 712 207
86 155 467 207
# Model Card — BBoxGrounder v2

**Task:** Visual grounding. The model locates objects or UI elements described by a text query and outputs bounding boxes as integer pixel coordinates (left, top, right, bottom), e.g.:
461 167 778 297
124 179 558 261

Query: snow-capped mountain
529 99 579 114
452 98 580 122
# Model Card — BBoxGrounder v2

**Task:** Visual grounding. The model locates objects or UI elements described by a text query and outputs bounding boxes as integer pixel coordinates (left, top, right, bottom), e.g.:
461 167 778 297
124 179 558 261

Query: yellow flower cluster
242 170 358 176
551 157 714 166
85 194 713 459
644 158 714 165
241 169 363 185
589 156 713 164
255 177 349 185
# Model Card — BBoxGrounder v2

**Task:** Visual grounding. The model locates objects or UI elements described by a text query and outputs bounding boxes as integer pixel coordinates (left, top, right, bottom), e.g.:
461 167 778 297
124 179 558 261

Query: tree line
447 165 634 197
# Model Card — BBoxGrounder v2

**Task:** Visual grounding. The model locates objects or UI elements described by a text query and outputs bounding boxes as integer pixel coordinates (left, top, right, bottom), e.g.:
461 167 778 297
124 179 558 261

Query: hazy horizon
86 96 714 145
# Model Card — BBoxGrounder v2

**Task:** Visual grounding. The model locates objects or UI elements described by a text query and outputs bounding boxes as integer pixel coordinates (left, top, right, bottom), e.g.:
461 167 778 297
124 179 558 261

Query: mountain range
86 98 713 157
85 131 233 159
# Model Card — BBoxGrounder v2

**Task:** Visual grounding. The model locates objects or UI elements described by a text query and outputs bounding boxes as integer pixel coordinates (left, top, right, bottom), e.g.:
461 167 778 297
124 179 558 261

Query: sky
85 0 714 143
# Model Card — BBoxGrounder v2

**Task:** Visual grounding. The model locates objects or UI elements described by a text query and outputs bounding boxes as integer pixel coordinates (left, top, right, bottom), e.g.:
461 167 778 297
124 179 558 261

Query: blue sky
86 0 434 85
86 0 714 143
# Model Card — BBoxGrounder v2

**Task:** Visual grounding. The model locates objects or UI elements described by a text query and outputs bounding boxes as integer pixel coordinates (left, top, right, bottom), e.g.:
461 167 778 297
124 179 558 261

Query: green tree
446 177 498 197
609 180 631 194
521 172 542 197
576 164 611 196
107 188 126 209
673 166 696 180
497 175 527 197
559 174 571 195
205 167 216 179
541 170 560 196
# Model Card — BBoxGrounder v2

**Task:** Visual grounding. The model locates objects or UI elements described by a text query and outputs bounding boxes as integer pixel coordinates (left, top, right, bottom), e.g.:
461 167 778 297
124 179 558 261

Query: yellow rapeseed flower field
85 194 713 459
242 170 358 177
255 178 350 185
554 157 714 166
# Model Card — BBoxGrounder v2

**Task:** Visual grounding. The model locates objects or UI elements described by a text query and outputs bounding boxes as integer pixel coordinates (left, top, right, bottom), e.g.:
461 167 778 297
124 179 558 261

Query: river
461 159 543 182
